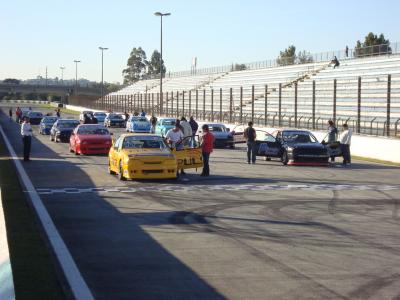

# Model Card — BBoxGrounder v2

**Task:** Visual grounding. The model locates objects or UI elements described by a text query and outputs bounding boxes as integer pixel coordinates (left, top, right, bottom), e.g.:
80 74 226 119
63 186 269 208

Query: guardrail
89 72 400 138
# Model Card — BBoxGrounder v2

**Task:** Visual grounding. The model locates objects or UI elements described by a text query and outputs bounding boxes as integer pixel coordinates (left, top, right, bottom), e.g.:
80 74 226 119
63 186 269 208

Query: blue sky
1 0 399 83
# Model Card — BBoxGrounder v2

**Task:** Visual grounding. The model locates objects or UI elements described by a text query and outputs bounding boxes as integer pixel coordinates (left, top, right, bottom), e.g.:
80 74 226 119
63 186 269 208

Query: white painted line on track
0 189 15 300
35 183 400 195
0 126 94 300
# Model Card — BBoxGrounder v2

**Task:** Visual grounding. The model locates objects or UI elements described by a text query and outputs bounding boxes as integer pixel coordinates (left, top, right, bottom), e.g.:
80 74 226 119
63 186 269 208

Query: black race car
50 119 80 143
104 113 125 128
255 129 329 166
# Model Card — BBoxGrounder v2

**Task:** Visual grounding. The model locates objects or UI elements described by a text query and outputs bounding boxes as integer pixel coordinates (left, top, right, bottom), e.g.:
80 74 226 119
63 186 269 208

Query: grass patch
38 104 80 115
353 155 400 166
0 135 65 299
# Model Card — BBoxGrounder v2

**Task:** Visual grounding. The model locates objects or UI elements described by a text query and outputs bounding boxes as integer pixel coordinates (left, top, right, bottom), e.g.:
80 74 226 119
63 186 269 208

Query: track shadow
0 109 225 300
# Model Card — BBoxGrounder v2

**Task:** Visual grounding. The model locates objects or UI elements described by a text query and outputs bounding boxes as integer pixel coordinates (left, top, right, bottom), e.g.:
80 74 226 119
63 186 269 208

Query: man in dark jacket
244 121 257 164
189 116 199 135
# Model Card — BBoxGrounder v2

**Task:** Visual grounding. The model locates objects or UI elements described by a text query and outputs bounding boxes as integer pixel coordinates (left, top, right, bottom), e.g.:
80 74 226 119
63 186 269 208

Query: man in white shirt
165 125 184 150
21 117 33 161
339 123 352 166
180 117 193 146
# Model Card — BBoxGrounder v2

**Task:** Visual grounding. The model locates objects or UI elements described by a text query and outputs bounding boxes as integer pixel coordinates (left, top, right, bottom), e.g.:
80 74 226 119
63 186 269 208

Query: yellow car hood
121 148 174 157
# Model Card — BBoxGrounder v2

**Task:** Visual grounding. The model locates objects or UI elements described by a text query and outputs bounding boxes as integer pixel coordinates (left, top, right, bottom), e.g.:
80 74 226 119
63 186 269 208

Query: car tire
108 160 116 175
50 135 54 142
281 151 289 165
69 145 74 153
264 157 272 161
118 162 126 181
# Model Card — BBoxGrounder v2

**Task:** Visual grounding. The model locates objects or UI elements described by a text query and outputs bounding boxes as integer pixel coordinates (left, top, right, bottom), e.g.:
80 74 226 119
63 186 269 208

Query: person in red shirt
200 124 215 177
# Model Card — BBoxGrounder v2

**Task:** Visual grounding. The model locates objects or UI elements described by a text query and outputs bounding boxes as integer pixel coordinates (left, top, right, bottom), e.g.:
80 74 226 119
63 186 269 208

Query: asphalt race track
1 103 400 300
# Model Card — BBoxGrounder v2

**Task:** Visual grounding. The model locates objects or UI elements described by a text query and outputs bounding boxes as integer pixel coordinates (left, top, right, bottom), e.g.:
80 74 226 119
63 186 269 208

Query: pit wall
63 104 400 164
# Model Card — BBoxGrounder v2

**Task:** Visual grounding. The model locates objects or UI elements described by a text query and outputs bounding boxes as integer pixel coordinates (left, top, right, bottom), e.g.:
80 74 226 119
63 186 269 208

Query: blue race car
39 116 58 135
155 118 176 137
126 116 151 133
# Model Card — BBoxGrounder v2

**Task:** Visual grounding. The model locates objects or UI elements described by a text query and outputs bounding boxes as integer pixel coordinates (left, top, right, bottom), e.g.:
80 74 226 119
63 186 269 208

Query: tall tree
122 47 148 84
297 51 314 64
355 32 391 57
277 45 296 66
147 50 166 76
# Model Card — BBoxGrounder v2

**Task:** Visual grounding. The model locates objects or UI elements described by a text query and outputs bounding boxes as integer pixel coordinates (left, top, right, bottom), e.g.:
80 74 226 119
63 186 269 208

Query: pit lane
1 103 400 300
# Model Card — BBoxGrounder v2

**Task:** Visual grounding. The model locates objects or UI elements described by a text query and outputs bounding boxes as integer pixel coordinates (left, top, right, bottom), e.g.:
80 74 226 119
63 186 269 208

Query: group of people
162 116 213 177
327 120 352 166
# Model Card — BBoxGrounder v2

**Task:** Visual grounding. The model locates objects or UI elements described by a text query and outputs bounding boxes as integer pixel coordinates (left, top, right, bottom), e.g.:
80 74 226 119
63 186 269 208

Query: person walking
244 121 257 164
150 115 157 133
339 123 352 166
21 117 33 161
8 108 12 121
327 120 338 162
16 107 22 123
200 124 215 177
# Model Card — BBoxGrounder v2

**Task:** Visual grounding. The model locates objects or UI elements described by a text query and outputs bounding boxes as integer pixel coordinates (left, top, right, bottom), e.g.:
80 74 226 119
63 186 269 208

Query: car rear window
162 120 175 126
77 127 109 135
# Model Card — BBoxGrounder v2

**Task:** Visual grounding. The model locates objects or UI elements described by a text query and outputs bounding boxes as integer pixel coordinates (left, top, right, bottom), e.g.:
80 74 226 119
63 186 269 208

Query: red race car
69 124 112 155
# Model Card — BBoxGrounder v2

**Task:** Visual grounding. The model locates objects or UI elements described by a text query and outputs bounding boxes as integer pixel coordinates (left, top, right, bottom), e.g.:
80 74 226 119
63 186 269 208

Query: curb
0 125 94 300
0 189 15 300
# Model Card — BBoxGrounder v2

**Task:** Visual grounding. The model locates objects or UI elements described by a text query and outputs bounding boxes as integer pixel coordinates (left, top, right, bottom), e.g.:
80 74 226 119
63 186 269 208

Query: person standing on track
150 115 157 133
21 117 33 161
327 120 338 162
340 123 352 167
244 121 257 164
16 107 22 123
8 108 12 121
200 124 214 177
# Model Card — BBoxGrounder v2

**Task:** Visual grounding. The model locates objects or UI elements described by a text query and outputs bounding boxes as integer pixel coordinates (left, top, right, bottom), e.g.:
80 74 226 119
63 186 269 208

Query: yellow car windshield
122 136 168 150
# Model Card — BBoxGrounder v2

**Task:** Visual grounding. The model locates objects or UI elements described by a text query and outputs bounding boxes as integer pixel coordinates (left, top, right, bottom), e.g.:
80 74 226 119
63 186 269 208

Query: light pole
99 47 108 110
154 12 170 115
73 60 81 92
60 66 65 85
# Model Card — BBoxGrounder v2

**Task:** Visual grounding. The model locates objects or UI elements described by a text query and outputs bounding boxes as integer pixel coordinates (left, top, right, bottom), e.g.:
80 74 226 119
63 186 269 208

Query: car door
172 136 203 170
255 130 282 158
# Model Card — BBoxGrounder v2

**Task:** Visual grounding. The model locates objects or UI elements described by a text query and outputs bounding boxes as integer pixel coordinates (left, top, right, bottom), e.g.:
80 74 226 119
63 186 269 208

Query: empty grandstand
96 45 400 137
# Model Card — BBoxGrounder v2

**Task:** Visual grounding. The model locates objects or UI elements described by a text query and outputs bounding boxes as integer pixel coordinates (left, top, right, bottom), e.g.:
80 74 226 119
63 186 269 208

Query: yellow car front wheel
108 160 116 175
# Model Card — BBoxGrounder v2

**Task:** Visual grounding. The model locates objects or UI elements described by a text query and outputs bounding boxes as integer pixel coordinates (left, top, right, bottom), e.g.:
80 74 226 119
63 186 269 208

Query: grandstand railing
87 73 400 139
161 42 399 78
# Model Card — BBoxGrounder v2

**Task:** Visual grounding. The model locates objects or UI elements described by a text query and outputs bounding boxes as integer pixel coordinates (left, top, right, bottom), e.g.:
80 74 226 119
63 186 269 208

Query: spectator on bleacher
244 121 257 164
340 123 352 167
331 56 340 69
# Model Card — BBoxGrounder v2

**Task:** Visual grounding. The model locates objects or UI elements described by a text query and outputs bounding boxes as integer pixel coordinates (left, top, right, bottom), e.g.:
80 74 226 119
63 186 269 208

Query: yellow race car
108 134 203 180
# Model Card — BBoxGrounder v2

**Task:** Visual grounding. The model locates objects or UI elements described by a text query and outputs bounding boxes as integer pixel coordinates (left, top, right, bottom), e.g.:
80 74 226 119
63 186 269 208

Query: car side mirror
110 132 113 135
226 127 230 131
71 132 75 136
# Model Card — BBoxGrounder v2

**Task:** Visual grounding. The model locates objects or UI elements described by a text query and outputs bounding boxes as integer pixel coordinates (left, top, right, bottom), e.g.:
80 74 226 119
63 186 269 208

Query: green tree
231 63 247 71
277 45 296 66
147 50 166 76
297 51 314 64
355 32 391 57
122 47 148 84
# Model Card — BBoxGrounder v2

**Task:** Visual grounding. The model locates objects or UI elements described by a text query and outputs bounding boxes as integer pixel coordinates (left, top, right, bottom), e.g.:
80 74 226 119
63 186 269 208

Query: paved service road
1 104 400 300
